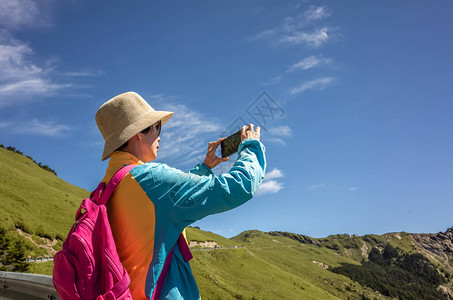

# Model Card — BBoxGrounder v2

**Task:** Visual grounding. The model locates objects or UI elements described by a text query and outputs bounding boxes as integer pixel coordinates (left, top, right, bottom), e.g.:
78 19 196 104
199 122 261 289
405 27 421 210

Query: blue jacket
103 138 266 299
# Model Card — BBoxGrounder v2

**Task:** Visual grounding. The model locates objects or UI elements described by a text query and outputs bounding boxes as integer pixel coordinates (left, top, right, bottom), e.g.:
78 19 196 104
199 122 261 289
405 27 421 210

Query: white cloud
162 103 221 134
256 180 284 196
255 168 284 196
248 6 333 48
281 6 330 33
0 1 98 105
290 77 335 95
264 137 286 146
2 118 71 137
261 125 292 146
0 0 42 29
0 0 56 30
27 119 71 136
304 6 330 22
267 125 292 137
280 27 329 47
0 30 70 104
265 168 284 180
0 31 41 80
0 78 70 95
349 187 358 191
55 70 105 77
288 55 332 72
0 29 96 105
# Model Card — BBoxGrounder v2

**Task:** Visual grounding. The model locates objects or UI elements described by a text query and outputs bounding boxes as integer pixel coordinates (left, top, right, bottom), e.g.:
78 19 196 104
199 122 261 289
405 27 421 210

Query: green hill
0 147 88 258
1 146 452 299
189 229 363 299
186 228 453 299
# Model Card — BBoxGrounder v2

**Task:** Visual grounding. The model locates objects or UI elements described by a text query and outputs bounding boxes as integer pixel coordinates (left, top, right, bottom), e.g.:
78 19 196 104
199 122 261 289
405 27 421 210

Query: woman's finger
213 137 224 147
255 127 260 137
209 138 222 147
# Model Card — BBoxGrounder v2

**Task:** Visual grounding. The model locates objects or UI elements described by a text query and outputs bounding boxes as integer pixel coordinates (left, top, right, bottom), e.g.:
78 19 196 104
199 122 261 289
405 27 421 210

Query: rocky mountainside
410 227 453 272
268 227 453 267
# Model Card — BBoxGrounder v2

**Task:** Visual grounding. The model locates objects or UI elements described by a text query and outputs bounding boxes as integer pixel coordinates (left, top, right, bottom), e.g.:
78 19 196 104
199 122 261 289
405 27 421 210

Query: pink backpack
53 165 135 300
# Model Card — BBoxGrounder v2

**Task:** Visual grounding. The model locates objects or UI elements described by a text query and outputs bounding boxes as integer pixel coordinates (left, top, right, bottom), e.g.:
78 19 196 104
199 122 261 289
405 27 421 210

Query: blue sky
1 1 452 238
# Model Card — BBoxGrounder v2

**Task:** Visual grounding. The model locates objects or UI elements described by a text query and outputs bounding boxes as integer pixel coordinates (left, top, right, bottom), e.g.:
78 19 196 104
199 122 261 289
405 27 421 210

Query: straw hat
95 91 174 161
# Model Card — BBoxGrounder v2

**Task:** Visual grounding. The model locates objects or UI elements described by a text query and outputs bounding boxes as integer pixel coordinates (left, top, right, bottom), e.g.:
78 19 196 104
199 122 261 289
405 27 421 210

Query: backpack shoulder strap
98 165 136 205
151 234 193 299
178 233 193 263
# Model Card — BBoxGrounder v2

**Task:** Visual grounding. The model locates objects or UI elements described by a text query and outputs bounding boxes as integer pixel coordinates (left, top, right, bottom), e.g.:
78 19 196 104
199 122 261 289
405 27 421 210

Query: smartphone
221 129 242 158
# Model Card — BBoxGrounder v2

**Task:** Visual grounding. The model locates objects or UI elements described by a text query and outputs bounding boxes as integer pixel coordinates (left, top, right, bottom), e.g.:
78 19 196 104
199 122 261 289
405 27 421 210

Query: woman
95 91 266 299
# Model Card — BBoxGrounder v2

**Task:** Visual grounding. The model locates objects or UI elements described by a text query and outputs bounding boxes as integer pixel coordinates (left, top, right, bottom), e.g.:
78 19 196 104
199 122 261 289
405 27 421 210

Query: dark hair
115 125 152 152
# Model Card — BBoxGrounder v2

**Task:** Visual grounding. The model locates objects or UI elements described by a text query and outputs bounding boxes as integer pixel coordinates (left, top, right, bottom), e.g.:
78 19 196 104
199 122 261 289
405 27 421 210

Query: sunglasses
141 120 161 136
155 120 161 136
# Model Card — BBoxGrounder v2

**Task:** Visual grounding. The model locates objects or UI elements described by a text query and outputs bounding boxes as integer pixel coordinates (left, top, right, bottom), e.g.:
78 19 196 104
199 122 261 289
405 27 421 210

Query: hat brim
101 110 173 161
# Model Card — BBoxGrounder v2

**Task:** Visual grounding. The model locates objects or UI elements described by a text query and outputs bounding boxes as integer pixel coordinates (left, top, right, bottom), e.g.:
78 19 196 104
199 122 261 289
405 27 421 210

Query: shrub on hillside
331 244 446 300
6 239 30 272
0 227 10 271
0 227 30 272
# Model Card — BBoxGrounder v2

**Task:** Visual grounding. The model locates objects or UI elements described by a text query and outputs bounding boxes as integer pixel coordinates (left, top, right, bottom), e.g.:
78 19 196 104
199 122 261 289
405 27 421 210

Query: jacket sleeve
130 138 266 230
189 162 214 176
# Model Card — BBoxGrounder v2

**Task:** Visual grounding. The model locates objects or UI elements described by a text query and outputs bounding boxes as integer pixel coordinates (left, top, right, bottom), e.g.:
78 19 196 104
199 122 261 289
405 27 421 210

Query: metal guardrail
0 271 59 300
191 246 245 251
25 257 54 263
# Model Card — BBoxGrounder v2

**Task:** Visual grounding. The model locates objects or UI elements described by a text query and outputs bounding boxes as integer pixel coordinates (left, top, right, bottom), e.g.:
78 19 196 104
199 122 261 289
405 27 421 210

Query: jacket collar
102 151 143 183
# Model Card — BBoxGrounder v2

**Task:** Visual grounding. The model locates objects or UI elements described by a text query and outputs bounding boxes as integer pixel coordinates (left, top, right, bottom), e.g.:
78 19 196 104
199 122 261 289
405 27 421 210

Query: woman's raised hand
203 124 260 169
241 124 260 141
203 137 229 169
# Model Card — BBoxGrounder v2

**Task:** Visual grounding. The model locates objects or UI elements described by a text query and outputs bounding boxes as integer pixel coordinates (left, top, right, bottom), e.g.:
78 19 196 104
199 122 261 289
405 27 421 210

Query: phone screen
221 129 242 158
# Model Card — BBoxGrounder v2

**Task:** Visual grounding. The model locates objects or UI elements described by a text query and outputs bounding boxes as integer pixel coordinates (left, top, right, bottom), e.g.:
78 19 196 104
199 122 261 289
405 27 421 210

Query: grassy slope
28 261 54 275
0 148 88 255
187 229 390 300
1 147 449 299
19 228 409 299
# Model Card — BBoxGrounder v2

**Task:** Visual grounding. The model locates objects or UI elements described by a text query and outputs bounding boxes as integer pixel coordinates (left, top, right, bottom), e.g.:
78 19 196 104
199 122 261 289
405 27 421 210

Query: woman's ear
131 133 142 143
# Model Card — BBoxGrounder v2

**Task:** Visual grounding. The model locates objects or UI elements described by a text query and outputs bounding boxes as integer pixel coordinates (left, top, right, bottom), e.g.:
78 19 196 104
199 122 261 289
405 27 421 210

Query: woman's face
138 121 161 162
